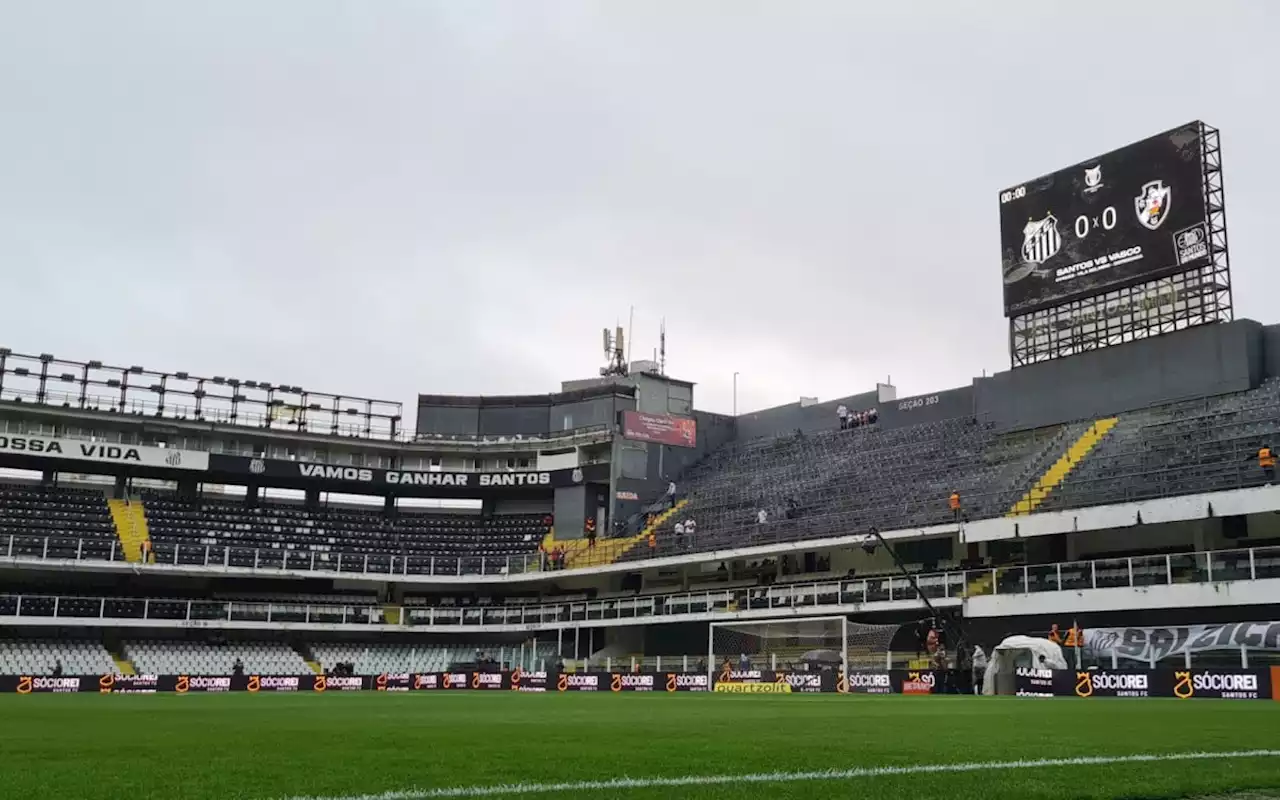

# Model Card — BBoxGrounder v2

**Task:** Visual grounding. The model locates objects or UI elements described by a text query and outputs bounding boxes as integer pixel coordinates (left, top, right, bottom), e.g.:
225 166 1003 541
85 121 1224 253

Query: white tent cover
982 635 1068 696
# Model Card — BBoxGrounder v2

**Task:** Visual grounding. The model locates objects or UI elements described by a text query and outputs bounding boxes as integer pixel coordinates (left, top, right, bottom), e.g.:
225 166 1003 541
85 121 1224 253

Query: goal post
708 616 903 688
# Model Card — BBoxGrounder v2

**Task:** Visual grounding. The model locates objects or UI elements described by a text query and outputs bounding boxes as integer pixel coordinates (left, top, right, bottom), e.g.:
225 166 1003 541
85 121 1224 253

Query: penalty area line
271 749 1280 800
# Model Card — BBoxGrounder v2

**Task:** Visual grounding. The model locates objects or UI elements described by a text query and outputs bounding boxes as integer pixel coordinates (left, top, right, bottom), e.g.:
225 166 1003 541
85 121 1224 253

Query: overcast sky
1 1 1276 418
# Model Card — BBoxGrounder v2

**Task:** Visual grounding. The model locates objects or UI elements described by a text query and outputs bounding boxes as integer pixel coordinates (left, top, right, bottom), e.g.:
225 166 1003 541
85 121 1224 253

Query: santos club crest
1020 213 1061 265
1135 180 1172 230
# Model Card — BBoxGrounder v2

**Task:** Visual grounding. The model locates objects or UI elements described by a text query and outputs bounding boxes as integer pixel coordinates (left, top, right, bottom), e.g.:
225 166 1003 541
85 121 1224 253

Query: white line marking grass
273 749 1280 800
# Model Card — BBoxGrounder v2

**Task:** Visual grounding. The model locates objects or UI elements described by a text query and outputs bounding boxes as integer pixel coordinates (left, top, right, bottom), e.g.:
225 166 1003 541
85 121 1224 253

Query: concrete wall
1261 324 1280 381
551 484 607 541
416 386 634 437
608 409 737 528
735 390 880 441
877 385 976 430
651 410 737 483
975 319 1263 432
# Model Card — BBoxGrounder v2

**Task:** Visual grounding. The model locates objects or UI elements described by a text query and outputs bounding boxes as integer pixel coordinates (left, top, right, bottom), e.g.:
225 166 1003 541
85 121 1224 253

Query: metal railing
4 545 1278 628
0 414 613 458
0 534 548 577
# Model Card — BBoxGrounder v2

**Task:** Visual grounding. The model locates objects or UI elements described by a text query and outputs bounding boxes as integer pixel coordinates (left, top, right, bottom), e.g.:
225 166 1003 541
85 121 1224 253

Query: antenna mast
600 326 628 378
659 318 666 376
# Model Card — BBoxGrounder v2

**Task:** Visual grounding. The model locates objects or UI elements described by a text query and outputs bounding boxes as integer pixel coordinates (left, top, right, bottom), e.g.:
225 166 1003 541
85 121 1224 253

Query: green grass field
1 693 1278 800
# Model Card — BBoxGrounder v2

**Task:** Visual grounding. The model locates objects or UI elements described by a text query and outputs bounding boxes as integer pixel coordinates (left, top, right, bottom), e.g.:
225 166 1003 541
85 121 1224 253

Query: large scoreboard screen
1000 122 1208 317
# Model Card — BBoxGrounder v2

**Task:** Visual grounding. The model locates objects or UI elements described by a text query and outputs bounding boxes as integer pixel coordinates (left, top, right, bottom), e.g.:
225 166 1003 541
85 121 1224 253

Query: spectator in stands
1257 445 1276 483
836 404 849 430
684 517 696 539
738 653 751 671
949 491 962 522
673 519 685 546
51 660 62 677
666 481 677 508
585 516 597 548
971 647 988 695
696 657 706 674
1048 623 1063 644
232 657 244 677
647 531 657 553
757 508 769 525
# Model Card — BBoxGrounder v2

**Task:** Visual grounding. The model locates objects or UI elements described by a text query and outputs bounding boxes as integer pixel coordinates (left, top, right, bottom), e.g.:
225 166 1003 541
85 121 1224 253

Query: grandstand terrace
5 315 1280 683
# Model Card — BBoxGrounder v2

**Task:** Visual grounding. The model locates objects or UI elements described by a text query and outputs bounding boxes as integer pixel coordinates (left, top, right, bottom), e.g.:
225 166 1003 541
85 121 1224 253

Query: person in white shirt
684 518 696 536
674 520 685 538
836 404 849 430
756 508 768 525
971 646 989 695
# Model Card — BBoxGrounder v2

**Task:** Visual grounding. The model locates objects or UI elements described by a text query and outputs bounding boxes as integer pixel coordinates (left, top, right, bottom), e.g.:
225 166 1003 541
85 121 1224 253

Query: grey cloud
1 1 1276 417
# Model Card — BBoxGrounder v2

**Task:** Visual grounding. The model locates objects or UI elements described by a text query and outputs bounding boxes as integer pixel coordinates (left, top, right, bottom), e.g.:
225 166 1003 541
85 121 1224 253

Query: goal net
708 617 901 683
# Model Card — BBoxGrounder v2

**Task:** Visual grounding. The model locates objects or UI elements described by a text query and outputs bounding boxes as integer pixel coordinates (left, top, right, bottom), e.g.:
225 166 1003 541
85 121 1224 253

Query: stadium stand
1 392 1275 575
123 639 311 675
310 642 557 674
619 418 1067 561
139 494 546 574
0 483 120 561
0 639 116 676
1040 380 1280 511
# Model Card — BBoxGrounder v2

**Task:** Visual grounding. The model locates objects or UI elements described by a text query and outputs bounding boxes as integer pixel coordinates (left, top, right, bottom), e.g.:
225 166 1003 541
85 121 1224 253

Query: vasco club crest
1135 180 1172 230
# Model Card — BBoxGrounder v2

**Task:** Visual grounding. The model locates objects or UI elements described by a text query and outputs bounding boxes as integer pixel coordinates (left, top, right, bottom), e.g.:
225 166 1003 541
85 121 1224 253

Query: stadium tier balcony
140 494 546 575
0 638 116 676
0 483 120 561
4 544 1280 637
123 639 311 676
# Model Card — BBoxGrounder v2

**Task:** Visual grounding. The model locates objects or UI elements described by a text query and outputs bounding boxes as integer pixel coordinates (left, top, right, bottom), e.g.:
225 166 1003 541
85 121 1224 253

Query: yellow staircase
540 500 690 570
107 498 153 563
305 661 323 675
1007 418 1118 516
964 571 995 597
571 499 690 568
111 654 136 675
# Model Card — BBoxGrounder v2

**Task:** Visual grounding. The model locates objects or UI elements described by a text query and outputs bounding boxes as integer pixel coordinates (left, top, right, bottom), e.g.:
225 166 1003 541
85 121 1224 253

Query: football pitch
1 694 1278 800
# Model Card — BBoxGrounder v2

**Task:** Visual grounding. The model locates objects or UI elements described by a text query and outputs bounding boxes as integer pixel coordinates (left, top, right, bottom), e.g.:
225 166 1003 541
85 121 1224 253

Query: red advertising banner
621 411 697 448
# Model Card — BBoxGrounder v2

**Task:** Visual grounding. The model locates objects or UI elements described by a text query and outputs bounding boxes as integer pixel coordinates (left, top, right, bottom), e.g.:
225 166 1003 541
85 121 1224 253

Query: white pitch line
271 749 1280 800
